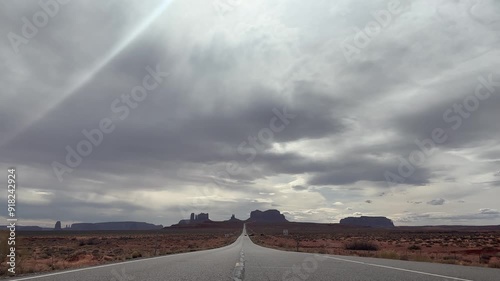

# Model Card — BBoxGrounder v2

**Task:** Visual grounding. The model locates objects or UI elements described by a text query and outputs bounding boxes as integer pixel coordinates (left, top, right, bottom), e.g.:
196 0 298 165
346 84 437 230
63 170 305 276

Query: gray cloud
1 0 500 226
292 185 308 191
479 208 500 215
427 198 446 206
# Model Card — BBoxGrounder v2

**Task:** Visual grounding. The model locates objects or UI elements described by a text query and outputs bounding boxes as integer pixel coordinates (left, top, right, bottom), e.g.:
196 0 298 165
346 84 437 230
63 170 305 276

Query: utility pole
154 239 159 256
294 235 300 252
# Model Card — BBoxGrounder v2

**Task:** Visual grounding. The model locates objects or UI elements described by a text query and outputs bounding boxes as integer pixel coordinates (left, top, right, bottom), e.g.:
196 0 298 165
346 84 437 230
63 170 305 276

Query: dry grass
0 228 239 277
247 223 500 268
345 240 379 251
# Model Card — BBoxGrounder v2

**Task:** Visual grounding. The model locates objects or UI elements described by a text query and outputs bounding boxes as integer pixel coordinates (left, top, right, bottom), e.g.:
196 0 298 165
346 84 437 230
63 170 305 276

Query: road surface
11 225 499 281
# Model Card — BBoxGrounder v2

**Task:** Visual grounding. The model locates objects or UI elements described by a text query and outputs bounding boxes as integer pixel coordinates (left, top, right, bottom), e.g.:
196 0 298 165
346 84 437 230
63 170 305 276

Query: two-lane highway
11 225 500 280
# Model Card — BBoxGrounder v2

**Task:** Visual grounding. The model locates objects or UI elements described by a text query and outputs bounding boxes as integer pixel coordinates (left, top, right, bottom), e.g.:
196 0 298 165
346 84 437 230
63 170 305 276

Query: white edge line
10 242 236 281
11 254 175 281
323 256 474 281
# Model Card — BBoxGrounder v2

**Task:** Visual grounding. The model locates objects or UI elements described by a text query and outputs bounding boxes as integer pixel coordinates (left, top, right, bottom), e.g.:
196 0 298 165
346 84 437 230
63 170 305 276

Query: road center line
322 256 473 281
232 250 245 281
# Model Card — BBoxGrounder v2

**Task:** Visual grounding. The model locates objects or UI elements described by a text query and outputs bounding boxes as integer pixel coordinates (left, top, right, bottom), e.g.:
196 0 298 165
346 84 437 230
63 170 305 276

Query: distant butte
70 221 163 231
339 216 395 228
170 209 288 227
246 209 288 223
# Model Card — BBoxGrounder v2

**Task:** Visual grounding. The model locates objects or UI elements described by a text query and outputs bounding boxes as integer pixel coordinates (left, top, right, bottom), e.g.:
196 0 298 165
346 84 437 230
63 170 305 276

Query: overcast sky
1 0 499 227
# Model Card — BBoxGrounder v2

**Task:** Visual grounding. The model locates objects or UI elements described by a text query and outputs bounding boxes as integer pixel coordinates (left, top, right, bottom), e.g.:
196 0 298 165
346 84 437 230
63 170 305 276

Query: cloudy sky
1 0 499 227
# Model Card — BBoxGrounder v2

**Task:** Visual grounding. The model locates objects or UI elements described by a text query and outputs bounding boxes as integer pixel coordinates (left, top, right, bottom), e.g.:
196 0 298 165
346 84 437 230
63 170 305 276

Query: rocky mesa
247 209 288 223
339 216 395 228
70 221 163 231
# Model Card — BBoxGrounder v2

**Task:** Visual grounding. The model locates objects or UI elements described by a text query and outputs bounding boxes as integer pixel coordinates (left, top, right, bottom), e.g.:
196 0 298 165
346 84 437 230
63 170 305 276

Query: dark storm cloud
307 156 432 186
395 208 500 223
391 74 500 151
1 0 499 226
292 185 308 191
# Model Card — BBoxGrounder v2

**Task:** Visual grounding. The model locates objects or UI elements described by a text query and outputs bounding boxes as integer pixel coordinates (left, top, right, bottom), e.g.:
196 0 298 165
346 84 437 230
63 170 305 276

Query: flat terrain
0 226 240 277
5 225 500 281
246 222 500 268
2 223 500 278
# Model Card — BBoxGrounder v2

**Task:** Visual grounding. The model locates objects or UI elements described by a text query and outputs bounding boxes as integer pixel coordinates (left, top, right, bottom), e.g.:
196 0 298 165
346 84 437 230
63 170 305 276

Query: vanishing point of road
10 225 499 281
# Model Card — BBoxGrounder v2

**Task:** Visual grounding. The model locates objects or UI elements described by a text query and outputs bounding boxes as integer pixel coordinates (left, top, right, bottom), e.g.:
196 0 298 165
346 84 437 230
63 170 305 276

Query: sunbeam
0 0 173 148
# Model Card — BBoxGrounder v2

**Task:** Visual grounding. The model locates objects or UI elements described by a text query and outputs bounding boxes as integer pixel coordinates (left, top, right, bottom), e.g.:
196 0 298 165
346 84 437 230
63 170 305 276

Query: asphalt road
11 225 499 281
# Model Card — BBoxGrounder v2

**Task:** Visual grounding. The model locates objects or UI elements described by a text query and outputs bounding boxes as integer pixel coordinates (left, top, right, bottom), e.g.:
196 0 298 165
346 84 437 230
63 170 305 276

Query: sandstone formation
339 216 395 228
70 221 163 231
247 209 288 223
227 214 241 222
177 212 211 225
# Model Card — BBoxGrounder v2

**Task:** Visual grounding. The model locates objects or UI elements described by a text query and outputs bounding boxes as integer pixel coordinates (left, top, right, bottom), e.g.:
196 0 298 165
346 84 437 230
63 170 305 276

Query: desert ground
246 222 500 268
0 226 240 277
2 222 500 277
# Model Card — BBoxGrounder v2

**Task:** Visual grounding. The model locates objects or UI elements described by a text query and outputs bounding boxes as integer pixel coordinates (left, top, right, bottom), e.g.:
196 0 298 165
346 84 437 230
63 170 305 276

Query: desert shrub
112 248 124 255
75 250 87 255
480 254 493 263
441 259 457 265
58 247 74 255
408 245 421 251
344 241 379 251
378 251 399 259
78 238 100 246
68 250 87 262
488 260 500 268
317 248 328 254
131 251 142 259
87 238 100 245
442 255 456 260
414 255 433 263
103 256 114 261
461 258 472 263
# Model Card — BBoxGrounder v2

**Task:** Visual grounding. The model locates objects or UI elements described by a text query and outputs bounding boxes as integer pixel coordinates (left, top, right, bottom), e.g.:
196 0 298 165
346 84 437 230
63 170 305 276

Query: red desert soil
0 225 240 277
246 222 500 268
2 222 499 277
